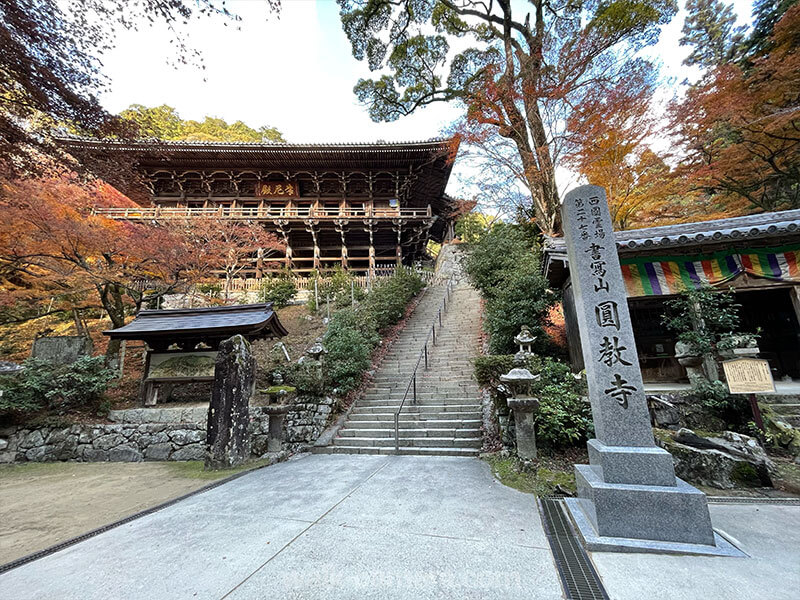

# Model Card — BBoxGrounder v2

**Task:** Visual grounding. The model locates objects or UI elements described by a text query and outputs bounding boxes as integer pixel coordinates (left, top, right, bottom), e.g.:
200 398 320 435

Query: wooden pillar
306 219 320 272
275 219 293 272
364 219 376 278
393 219 403 267
790 286 800 329
335 219 349 270
256 247 264 279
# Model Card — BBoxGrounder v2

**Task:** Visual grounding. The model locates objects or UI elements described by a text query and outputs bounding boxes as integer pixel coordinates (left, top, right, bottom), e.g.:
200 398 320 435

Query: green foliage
688 378 751 427
464 224 537 299
473 355 516 388
474 354 592 449
680 0 743 67
315 267 367 310
324 308 377 393
0 357 115 416
465 224 558 354
365 267 425 331
120 104 285 142
288 268 424 396
257 276 297 308
662 285 750 358
485 260 558 355
196 282 222 298
532 360 593 448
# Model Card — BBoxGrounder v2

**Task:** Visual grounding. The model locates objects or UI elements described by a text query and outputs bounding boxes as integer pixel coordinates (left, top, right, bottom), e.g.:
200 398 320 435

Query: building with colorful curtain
543 209 800 382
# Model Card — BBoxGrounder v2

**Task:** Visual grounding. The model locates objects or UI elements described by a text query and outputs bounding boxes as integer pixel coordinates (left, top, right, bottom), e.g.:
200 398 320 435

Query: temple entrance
736 287 800 379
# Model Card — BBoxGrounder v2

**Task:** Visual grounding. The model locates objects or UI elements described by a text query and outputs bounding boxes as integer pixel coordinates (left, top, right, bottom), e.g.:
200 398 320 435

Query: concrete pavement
592 502 800 600
0 454 563 599
3 453 799 600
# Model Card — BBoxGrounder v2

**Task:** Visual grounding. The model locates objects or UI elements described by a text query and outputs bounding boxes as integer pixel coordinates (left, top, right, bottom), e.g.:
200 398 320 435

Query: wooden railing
93 205 433 220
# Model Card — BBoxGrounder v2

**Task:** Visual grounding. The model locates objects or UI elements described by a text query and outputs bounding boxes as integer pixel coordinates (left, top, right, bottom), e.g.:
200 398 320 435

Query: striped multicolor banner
740 247 800 281
619 245 800 297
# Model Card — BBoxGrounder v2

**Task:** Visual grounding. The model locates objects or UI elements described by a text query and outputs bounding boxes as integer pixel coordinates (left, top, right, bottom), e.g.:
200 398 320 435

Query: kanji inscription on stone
562 185 654 447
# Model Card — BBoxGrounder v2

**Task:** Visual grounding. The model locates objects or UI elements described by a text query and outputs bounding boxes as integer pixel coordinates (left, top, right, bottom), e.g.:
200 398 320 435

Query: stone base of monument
564 463 747 557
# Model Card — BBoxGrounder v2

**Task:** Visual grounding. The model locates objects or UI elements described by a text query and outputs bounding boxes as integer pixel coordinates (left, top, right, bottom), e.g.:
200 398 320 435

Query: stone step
338 427 481 438
761 395 800 404
351 404 481 414
332 436 482 448
348 412 482 422
340 418 482 429
314 445 480 457
768 403 800 416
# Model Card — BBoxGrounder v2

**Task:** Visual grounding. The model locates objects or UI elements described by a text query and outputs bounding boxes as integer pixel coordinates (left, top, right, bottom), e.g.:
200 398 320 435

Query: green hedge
280 268 425 396
0 356 115 417
464 223 558 354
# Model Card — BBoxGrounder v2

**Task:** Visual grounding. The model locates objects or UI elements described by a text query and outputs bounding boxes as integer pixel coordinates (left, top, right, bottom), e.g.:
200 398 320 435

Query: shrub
0 356 115 416
483 258 559 354
324 319 375 393
465 224 535 299
257 276 297 308
531 359 593 448
464 224 558 354
473 354 592 449
308 267 368 310
365 267 424 331
689 378 751 428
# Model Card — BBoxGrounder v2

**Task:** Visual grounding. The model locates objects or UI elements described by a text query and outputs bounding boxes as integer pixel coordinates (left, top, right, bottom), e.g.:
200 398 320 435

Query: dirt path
0 462 228 564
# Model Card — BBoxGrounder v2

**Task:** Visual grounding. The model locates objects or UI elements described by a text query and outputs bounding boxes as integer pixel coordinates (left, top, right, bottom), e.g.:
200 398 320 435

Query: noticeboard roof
104 303 287 343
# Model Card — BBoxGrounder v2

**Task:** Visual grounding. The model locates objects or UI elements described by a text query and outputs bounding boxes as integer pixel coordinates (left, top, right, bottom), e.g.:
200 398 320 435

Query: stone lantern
499 366 541 459
513 326 536 364
674 341 705 384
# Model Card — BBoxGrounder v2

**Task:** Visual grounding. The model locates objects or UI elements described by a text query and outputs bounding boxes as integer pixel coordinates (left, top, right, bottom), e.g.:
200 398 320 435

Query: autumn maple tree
171 218 285 301
0 176 199 359
338 0 677 235
672 1 800 213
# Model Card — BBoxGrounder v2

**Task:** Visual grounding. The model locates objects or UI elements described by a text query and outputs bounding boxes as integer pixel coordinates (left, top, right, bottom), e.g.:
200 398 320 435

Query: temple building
66 137 459 278
543 209 800 383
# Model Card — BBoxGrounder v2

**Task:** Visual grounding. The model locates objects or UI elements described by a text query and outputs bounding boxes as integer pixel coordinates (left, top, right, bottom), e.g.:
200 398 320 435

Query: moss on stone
730 462 761 487
260 386 297 395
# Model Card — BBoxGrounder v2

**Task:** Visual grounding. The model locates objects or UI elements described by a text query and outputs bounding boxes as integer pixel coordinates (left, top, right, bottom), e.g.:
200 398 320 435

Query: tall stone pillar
561 185 732 555
205 335 255 470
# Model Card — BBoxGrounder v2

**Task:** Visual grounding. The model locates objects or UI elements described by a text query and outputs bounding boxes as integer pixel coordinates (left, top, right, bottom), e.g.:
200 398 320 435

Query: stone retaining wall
0 395 337 463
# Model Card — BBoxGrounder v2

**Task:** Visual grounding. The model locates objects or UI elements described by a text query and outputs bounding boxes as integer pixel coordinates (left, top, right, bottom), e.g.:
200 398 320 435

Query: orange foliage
670 5 800 213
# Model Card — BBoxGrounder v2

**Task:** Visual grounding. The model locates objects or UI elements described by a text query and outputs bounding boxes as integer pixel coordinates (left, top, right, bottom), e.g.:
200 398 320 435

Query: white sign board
722 358 775 394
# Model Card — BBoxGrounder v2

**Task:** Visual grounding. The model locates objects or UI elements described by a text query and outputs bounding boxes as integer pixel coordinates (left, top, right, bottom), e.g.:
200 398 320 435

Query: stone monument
205 335 256 470
561 185 740 555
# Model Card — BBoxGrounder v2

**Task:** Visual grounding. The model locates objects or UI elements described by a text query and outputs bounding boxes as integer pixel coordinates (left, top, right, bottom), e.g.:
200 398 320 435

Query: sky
98 0 756 202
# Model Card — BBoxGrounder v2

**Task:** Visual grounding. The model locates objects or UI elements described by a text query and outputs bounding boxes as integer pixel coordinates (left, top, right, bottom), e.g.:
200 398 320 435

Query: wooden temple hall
543 209 800 383
66 137 459 277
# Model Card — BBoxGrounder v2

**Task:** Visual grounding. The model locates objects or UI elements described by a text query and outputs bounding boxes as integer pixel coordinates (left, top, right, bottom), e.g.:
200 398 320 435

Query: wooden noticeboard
722 358 775 394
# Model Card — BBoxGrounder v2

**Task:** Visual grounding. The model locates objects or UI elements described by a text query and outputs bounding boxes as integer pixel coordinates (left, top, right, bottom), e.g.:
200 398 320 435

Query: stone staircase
762 395 800 427
317 270 484 456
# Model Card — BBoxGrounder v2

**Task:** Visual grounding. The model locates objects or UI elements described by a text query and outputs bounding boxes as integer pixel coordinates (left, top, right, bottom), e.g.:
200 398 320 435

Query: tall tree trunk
97 282 126 363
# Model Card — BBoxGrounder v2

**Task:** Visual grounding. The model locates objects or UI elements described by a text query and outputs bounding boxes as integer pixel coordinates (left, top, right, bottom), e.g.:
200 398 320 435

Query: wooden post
256 247 264 279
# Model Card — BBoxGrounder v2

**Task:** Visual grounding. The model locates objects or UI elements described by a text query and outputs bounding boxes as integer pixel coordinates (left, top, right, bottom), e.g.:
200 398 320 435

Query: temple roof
543 209 800 287
105 303 287 342
59 136 458 175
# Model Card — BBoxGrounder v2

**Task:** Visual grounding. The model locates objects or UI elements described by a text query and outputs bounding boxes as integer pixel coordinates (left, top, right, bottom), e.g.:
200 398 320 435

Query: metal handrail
394 279 455 453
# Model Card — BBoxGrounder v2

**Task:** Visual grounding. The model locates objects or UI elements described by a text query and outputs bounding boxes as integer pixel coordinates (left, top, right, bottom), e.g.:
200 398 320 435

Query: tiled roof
545 209 800 254
105 303 287 340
